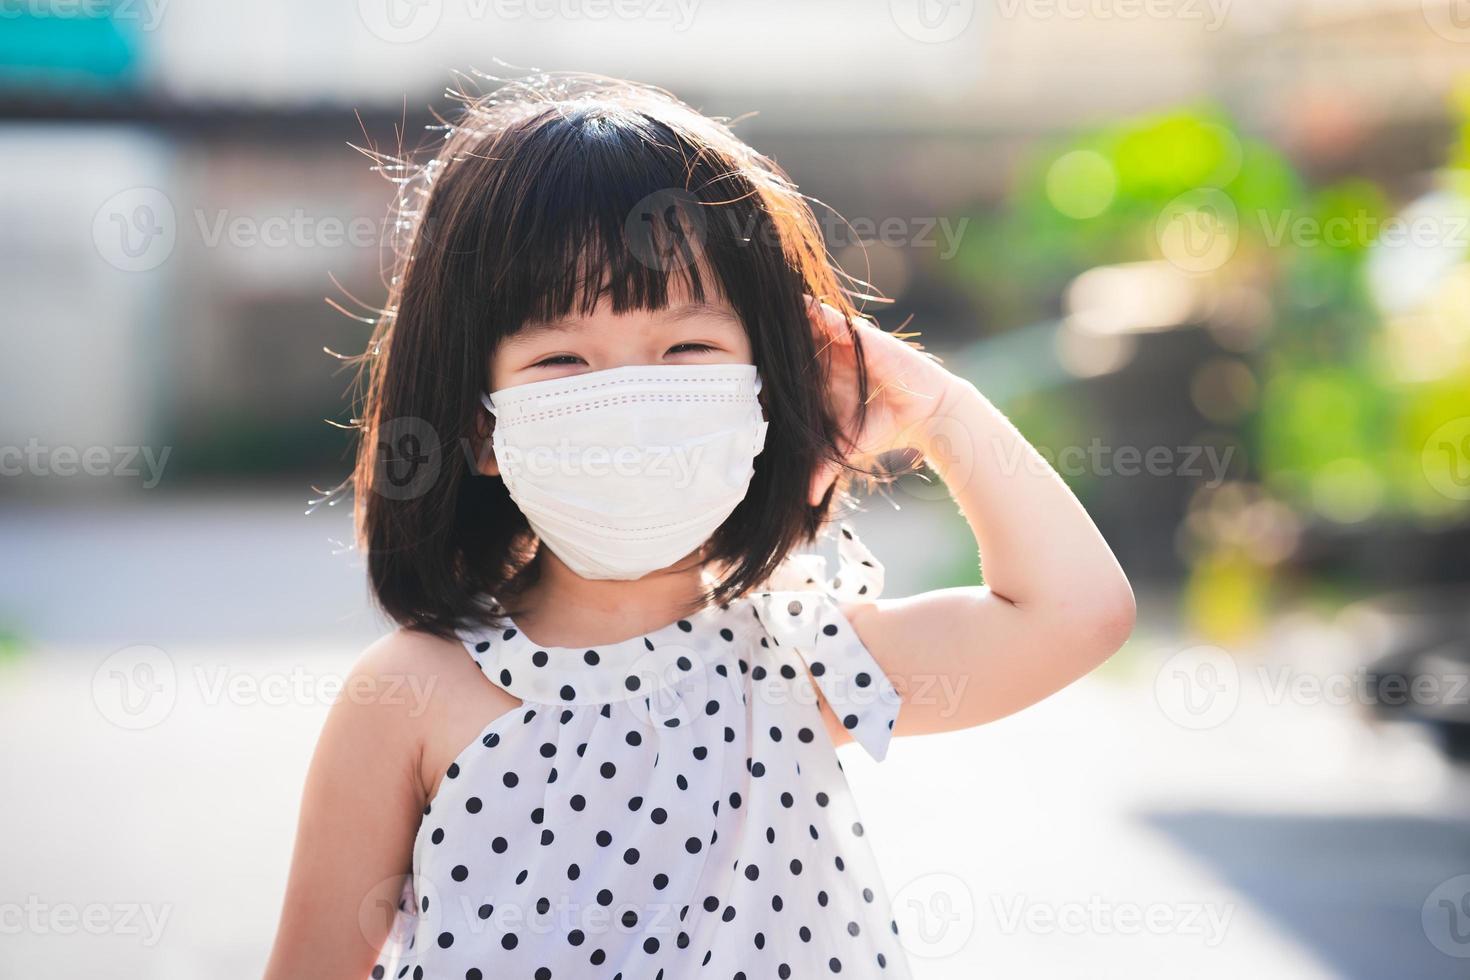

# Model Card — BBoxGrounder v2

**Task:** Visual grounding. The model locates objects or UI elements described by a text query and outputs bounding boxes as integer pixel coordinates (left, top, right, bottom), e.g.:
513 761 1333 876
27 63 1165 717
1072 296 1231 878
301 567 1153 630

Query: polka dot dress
372 525 910 980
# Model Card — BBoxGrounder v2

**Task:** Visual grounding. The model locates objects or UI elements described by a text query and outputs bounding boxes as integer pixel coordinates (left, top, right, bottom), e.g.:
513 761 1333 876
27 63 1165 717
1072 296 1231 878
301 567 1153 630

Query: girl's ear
473 408 500 477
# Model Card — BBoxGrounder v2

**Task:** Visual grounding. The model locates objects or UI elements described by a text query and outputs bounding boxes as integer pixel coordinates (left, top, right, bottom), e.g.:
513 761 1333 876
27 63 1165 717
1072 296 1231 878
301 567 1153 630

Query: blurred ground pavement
1 490 1468 979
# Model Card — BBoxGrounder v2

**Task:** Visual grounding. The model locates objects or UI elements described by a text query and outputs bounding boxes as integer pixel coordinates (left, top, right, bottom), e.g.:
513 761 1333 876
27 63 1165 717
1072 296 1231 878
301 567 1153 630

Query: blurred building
3 0 1468 534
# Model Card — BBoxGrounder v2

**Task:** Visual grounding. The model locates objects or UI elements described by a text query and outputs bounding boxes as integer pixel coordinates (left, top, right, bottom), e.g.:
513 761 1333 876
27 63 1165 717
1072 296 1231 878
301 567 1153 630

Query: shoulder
350 625 517 727
357 627 523 803
354 624 477 685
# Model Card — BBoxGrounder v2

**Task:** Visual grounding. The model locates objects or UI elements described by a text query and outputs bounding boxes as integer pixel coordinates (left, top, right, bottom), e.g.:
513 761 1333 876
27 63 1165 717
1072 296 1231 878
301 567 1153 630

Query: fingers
805 296 871 348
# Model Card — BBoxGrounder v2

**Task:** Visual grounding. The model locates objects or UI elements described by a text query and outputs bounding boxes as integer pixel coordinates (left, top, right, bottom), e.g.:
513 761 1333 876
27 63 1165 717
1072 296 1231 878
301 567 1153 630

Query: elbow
1058 573 1135 666
1088 575 1136 658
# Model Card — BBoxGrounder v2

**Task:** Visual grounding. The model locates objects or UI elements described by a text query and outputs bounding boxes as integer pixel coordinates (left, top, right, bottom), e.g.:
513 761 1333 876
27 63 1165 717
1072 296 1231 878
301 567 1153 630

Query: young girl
265 73 1134 979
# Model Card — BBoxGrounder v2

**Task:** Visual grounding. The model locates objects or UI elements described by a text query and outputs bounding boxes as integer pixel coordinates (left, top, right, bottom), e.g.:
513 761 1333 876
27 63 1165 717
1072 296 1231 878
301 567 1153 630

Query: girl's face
488 283 754 393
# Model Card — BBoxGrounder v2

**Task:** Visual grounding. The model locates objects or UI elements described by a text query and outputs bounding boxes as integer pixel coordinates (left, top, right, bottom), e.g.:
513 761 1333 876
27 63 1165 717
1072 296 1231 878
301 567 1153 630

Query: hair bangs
353 72 880 635
465 100 777 343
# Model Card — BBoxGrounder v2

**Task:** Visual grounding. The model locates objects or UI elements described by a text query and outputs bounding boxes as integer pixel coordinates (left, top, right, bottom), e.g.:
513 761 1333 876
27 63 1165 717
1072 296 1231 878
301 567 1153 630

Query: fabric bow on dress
749 522 903 761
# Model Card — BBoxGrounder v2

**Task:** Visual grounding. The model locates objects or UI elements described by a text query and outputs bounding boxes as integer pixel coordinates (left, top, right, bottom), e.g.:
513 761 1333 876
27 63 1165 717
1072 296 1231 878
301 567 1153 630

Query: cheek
485 359 506 394
734 333 756 362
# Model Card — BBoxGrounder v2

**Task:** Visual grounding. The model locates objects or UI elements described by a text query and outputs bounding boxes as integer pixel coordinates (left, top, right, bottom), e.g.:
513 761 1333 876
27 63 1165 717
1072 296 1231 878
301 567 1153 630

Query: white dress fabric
372 525 911 980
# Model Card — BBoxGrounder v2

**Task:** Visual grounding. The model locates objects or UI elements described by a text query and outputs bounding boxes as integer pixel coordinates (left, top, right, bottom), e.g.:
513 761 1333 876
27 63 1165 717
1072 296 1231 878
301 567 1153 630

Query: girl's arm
263 635 433 980
811 307 1136 740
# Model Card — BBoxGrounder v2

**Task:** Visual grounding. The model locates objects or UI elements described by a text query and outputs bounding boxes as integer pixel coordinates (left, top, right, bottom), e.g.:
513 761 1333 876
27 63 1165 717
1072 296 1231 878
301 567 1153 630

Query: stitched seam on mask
492 372 752 407
497 393 758 428
514 494 742 534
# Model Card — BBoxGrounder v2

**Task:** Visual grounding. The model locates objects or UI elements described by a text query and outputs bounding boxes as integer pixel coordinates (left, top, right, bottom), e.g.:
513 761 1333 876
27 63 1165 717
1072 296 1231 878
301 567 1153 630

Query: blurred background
3 0 1470 977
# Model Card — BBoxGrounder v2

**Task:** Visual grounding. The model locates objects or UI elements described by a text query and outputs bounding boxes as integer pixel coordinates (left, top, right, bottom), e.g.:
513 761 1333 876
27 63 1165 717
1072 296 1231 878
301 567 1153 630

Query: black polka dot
434 595 897 974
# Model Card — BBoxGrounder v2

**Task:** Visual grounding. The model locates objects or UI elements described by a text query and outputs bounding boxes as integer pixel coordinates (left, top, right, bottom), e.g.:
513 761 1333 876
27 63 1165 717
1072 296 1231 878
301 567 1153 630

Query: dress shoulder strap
748 523 901 761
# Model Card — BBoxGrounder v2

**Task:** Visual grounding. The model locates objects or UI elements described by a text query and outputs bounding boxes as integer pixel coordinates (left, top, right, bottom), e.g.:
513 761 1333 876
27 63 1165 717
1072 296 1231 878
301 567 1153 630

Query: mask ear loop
475 394 501 474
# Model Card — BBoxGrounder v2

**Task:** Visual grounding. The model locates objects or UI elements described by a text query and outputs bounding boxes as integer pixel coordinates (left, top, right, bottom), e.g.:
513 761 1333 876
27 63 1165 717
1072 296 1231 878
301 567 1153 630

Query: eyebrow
658 302 743 327
503 303 742 346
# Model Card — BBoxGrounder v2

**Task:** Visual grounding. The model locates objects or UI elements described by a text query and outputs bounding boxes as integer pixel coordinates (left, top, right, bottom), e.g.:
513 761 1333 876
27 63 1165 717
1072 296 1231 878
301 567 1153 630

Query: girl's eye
666 343 716 356
532 354 585 368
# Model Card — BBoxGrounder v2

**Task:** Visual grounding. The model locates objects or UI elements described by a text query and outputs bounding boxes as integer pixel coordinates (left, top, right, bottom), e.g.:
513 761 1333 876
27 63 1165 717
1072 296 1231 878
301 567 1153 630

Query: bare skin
263 292 1135 979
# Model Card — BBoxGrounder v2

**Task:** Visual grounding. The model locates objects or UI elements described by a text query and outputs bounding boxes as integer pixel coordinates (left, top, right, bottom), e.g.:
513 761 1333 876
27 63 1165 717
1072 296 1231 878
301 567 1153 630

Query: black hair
353 72 875 636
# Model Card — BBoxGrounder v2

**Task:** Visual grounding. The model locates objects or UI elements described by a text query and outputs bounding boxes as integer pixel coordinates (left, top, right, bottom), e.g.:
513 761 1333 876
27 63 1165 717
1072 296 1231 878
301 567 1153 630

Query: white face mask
482 363 769 580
